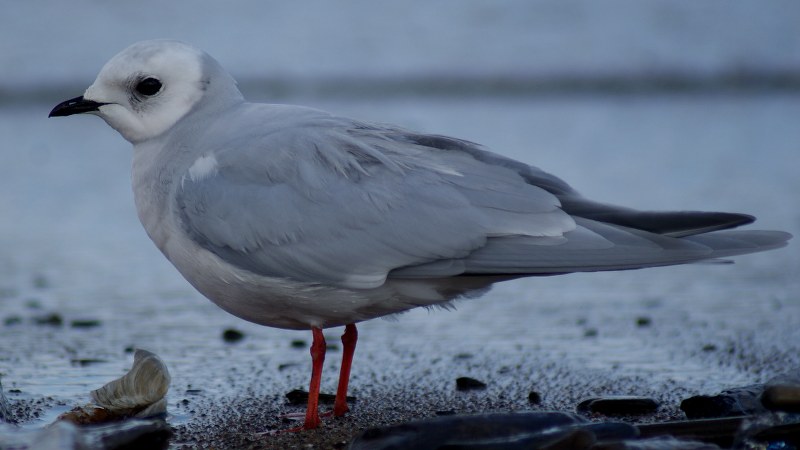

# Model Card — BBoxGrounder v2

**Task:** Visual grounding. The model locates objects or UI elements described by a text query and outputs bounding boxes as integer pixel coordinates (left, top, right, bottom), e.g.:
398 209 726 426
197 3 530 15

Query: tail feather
390 218 791 279
683 229 792 258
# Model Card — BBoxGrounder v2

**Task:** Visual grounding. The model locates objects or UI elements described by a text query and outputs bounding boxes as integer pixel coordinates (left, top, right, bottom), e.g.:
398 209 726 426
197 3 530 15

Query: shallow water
1 92 798 447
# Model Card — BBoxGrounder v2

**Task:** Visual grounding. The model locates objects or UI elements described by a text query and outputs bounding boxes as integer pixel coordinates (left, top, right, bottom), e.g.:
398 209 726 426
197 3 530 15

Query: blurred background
1 0 799 440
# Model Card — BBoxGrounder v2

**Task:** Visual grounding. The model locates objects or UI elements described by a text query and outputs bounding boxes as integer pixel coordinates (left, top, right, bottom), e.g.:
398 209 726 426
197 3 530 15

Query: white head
50 40 243 144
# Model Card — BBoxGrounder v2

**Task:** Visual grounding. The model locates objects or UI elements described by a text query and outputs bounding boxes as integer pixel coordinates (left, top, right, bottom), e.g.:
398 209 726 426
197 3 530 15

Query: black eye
135 77 162 96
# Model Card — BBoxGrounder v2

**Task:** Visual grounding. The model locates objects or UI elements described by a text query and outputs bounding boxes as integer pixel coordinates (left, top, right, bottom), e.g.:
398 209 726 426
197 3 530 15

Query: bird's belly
158 227 443 330
137 198 497 330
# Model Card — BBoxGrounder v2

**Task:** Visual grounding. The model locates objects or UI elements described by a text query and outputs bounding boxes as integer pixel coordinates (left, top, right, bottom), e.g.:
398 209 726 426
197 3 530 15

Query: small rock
70 319 102 328
528 391 542 404
32 274 49 289
32 313 62 326
702 344 717 352
680 385 766 419
456 376 487 391
185 389 203 395
454 353 473 360
24 299 41 309
761 372 800 412
584 328 599 338
70 358 107 367
577 396 659 416
278 363 298 371
635 316 652 327
285 389 355 406
3 316 22 326
290 339 307 349
222 328 245 343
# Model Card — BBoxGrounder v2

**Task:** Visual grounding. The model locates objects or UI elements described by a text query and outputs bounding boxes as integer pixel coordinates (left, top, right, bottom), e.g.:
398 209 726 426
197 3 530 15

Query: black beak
49 96 106 117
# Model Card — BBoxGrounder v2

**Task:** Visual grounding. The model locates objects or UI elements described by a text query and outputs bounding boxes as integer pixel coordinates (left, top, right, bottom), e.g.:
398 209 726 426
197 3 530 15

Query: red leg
303 327 326 430
333 324 358 417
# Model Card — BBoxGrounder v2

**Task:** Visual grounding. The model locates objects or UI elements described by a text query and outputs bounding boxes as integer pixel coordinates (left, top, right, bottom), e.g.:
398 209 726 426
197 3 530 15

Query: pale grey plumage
52 40 791 330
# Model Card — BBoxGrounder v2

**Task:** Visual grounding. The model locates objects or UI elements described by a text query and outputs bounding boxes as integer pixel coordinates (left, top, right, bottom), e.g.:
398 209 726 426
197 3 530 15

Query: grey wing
175 117 790 289
381 131 791 277
174 122 575 289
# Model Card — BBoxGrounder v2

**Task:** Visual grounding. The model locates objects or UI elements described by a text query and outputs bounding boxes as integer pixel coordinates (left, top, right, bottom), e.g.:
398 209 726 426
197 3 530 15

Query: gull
49 40 791 430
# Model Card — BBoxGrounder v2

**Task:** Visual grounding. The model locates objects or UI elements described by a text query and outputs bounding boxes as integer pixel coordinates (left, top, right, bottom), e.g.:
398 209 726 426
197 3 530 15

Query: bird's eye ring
135 77 162 96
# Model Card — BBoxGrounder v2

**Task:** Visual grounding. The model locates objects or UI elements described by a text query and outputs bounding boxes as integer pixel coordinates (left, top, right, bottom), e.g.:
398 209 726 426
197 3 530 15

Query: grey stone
761 371 800 412
680 385 767 419
577 396 659 416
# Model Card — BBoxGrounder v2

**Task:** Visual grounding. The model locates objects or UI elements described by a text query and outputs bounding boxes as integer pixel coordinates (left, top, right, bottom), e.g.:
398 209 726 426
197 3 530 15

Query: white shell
91 349 170 417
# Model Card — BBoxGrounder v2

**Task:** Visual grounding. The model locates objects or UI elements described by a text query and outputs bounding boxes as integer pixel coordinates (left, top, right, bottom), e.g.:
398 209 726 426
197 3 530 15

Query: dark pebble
285 389 355 406
3 316 22 326
456 376 487 391
680 384 766 419
24 299 41 309
584 328 599 337
702 344 718 352
32 274 49 289
528 391 542 404
761 372 800 412
221 328 245 343
32 313 63 326
290 339 307 348
70 319 102 328
185 389 203 395
635 316 652 327
278 363 298 371
70 358 107 367
454 352 473 360
577 396 659 416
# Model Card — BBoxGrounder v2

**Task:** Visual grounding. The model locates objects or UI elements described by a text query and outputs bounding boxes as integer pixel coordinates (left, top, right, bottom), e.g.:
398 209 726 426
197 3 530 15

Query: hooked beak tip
49 96 106 118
